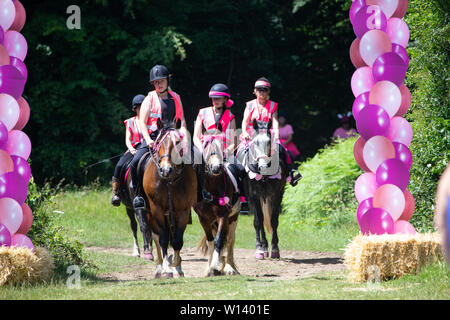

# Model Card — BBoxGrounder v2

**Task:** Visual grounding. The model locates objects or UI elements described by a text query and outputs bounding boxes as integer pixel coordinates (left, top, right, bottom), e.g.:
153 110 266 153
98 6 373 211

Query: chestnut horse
119 168 153 259
194 129 241 276
237 120 288 260
142 118 197 278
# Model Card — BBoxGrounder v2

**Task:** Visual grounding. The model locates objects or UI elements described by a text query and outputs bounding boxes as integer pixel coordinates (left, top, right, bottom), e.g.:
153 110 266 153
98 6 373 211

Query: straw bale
344 233 443 282
0 246 54 286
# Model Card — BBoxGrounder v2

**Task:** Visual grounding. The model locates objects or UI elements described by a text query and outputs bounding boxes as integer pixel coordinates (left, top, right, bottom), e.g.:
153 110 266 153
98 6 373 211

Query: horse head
202 123 225 176
249 119 273 173
154 117 184 179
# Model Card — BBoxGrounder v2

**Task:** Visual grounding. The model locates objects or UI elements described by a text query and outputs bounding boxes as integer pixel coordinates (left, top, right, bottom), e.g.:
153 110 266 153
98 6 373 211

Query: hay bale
344 233 443 282
0 246 54 286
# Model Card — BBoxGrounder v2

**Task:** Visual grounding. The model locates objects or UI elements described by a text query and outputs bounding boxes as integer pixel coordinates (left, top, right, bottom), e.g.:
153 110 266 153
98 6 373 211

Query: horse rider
111 94 145 206
193 83 245 200
132 64 189 209
240 77 302 187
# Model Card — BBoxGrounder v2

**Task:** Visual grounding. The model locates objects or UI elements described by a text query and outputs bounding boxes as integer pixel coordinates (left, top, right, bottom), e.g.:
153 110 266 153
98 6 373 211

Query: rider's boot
288 167 302 187
111 177 121 207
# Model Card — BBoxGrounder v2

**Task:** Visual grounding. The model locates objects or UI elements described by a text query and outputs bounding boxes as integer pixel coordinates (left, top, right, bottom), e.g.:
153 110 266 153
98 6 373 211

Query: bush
404 0 450 232
26 177 91 268
282 137 362 229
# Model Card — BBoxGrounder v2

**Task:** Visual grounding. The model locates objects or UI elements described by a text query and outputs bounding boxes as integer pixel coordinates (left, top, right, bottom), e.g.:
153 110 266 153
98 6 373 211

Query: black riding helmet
132 94 145 110
208 83 230 98
149 65 170 82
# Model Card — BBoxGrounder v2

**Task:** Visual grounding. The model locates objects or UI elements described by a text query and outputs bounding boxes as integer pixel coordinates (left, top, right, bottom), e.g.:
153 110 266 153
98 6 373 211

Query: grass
1 187 448 300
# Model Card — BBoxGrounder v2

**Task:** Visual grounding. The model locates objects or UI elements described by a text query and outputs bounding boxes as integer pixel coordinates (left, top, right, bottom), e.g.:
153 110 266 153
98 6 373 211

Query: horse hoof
264 250 269 257
255 253 265 260
163 272 173 279
132 252 140 258
155 272 162 279
270 251 280 259
144 253 154 261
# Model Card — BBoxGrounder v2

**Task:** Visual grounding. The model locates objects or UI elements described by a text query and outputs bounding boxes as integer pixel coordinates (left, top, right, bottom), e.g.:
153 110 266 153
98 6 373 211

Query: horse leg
159 225 173 278
223 217 239 275
251 196 266 260
270 192 283 259
153 232 164 278
209 216 228 276
135 208 153 260
126 208 140 257
170 211 189 278
196 213 215 276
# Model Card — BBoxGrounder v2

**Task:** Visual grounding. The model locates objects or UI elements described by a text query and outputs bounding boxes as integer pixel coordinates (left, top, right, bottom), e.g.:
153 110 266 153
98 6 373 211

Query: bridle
151 126 185 180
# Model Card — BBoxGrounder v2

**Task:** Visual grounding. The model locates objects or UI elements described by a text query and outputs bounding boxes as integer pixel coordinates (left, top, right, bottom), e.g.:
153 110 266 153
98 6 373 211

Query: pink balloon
5 129 31 159
355 172 378 203
12 96 29 130
0 93 19 131
16 202 32 234
350 38 367 68
363 135 395 172
0 149 13 175
351 66 375 97
0 222 11 246
359 29 392 66
392 0 408 18
373 184 405 221
0 197 23 235
359 207 395 235
366 0 399 18
0 44 9 66
0 0 16 31
357 197 373 225
399 189 415 221
354 136 371 172
394 220 416 235
369 80 401 118
9 0 26 32
11 233 34 251
387 116 413 146
386 17 410 48
3 30 27 61
395 84 411 117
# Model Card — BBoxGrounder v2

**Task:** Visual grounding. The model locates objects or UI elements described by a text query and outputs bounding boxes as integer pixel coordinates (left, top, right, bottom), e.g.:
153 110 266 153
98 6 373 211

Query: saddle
119 151 152 190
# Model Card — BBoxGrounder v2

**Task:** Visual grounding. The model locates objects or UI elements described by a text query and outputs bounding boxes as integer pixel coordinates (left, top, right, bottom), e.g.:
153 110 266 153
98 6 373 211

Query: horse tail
261 198 273 234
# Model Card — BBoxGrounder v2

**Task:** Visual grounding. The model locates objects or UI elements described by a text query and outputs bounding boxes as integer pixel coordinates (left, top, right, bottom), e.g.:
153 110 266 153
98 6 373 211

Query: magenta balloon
392 43 409 67
393 142 412 170
356 104 390 141
350 0 366 25
0 65 26 99
9 56 27 80
11 233 34 251
0 172 28 204
0 26 3 45
386 17 409 48
11 155 30 183
5 129 31 159
357 197 373 225
353 5 387 39
352 92 370 121
359 207 395 235
0 222 11 246
372 52 407 86
387 116 413 146
0 120 8 149
351 66 375 97
4 31 28 61
376 158 409 191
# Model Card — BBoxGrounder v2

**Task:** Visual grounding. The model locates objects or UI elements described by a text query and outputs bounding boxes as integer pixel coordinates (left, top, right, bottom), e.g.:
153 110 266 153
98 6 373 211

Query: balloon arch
350 0 416 236
0 0 34 250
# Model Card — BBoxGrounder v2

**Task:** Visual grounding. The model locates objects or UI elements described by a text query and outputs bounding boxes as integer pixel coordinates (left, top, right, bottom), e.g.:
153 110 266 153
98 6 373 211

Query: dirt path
86 246 345 281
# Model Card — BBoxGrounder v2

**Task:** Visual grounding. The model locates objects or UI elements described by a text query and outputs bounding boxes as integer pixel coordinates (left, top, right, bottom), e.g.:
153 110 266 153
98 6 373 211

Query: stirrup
289 171 302 187
202 190 213 202
133 196 145 209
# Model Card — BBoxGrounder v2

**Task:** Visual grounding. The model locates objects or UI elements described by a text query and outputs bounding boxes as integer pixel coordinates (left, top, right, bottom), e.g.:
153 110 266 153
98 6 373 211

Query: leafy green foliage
26 176 90 268
282 137 361 229
404 0 450 231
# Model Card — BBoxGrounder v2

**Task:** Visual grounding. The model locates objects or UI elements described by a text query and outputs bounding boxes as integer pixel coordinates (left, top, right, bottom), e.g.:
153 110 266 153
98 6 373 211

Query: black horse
237 120 288 260
118 163 154 260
